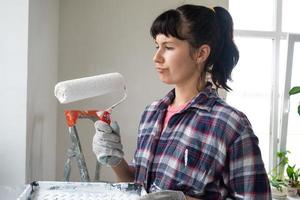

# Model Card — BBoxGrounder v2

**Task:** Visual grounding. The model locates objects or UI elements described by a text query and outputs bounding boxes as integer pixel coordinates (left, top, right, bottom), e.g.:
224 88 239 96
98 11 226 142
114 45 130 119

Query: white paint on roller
54 72 126 104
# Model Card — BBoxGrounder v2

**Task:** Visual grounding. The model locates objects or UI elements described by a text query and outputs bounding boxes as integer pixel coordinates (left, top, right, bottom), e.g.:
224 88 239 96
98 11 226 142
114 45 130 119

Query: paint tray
18 181 146 200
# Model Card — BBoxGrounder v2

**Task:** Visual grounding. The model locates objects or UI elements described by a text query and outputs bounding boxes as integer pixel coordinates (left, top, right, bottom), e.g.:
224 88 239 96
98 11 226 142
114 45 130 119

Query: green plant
289 86 300 116
286 165 300 187
273 151 290 180
270 175 287 192
269 151 290 191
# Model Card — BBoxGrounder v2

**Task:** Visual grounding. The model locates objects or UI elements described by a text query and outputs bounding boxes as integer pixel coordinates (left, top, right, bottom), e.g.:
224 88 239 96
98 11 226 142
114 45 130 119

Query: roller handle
96 110 111 125
64 110 111 127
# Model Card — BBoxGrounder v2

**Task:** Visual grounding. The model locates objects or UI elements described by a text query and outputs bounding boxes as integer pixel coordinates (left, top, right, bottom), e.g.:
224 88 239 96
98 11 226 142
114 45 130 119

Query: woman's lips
156 67 167 73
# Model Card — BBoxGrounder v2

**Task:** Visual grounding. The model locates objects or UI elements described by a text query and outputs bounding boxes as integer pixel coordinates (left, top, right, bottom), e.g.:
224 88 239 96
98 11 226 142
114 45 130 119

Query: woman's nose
153 49 164 63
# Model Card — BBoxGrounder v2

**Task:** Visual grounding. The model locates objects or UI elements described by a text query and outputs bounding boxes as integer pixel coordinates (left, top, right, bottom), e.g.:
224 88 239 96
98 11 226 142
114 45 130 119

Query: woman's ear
195 44 211 64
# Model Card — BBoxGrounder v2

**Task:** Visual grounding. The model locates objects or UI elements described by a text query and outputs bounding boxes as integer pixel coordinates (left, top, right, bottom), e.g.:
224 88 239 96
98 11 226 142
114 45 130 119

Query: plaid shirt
133 83 271 199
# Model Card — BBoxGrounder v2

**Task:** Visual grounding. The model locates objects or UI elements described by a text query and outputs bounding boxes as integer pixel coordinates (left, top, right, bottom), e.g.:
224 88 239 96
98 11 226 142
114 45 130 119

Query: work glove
92 120 123 166
138 190 186 200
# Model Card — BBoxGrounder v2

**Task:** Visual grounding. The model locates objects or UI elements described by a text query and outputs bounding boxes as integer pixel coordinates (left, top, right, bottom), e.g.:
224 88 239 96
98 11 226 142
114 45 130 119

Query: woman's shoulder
210 98 253 132
194 98 255 145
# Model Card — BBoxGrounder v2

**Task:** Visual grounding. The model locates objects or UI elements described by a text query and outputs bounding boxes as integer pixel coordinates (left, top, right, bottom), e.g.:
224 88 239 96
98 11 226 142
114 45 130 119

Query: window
230 0 274 31
228 0 300 171
282 0 300 33
225 38 273 171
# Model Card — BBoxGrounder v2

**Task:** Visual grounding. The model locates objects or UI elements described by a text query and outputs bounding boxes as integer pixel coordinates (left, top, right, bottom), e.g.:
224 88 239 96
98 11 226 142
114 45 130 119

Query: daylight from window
229 0 300 171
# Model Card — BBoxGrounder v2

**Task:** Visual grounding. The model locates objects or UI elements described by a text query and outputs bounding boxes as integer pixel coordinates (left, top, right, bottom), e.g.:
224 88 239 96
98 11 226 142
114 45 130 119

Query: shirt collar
156 82 219 112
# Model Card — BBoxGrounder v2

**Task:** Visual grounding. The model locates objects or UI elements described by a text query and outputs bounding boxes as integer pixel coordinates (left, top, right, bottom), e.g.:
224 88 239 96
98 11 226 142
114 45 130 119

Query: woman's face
153 34 202 87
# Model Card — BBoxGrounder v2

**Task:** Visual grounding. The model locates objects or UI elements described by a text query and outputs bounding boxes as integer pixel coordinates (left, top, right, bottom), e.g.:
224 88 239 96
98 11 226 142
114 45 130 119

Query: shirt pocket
183 146 201 168
176 145 213 187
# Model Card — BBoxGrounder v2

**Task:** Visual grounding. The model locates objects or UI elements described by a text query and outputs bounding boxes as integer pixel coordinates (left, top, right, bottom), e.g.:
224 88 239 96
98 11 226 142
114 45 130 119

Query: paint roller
54 72 127 164
54 72 127 123
54 72 126 105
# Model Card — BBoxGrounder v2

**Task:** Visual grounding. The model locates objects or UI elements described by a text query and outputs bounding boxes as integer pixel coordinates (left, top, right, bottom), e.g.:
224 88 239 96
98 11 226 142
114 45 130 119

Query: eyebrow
154 41 176 45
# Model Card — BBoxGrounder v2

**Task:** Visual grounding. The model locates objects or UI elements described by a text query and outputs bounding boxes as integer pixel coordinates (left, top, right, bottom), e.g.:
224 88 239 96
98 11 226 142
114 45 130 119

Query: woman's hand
92 120 123 166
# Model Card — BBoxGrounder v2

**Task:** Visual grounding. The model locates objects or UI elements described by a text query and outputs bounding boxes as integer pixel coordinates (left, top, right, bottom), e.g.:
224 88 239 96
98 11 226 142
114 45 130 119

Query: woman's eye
154 45 174 50
165 46 174 50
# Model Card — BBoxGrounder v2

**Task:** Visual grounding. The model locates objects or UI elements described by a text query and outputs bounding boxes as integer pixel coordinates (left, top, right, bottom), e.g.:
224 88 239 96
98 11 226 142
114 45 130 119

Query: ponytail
211 7 239 91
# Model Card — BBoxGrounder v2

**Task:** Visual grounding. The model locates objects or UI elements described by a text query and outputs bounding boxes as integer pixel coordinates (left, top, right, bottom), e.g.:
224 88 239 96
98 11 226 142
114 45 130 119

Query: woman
93 4 271 200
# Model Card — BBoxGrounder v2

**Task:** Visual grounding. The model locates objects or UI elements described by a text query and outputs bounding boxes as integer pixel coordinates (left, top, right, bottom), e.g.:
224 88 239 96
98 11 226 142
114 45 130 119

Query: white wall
0 0 59 186
0 0 29 186
26 0 59 182
57 0 228 182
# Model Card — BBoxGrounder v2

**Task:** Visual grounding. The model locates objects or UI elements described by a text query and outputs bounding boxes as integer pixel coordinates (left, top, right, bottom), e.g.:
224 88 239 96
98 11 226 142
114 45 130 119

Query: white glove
138 190 186 200
92 120 123 166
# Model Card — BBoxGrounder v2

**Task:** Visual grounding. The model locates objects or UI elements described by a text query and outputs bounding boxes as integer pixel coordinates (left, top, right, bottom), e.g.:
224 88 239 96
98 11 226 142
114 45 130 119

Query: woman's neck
172 79 206 107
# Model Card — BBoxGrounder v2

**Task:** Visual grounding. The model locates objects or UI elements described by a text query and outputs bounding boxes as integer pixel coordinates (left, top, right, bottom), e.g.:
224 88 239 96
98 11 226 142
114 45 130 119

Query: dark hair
150 4 239 91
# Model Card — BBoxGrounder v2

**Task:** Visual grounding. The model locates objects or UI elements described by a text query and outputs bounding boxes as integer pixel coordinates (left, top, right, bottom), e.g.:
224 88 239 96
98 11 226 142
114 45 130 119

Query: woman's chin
159 78 172 85
157 74 173 84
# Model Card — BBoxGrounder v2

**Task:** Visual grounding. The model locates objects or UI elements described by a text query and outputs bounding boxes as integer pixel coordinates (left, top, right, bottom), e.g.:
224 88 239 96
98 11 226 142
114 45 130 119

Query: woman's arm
228 128 271 199
111 158 135 182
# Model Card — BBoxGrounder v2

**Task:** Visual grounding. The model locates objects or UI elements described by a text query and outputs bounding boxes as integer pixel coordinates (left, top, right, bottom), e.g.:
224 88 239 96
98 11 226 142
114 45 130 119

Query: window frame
229 0 296 171
279 34 300 158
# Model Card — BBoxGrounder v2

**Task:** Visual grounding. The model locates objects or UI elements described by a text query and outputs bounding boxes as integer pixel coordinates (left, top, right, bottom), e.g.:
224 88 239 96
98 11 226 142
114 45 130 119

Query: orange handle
96 110 111 125
64 110 111 127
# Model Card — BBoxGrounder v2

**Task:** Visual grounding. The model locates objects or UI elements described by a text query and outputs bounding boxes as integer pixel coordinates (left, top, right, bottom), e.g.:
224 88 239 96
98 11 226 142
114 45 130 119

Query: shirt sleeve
228 126 271 199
